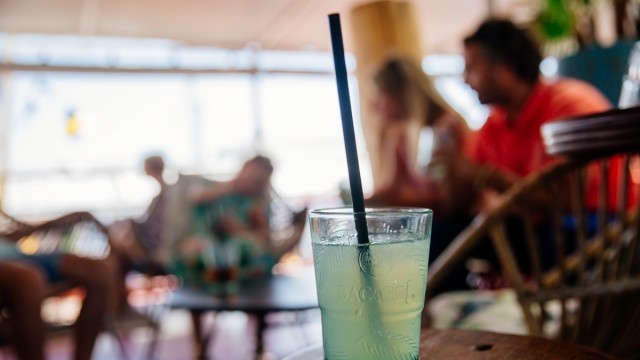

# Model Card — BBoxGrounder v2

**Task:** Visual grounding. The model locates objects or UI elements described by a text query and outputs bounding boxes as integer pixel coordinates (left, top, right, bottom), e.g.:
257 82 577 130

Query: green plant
533 0 636 55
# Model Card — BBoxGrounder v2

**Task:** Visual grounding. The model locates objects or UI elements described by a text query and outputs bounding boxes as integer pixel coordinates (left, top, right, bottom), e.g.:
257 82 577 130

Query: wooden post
0 72 11 209
349 0 423 191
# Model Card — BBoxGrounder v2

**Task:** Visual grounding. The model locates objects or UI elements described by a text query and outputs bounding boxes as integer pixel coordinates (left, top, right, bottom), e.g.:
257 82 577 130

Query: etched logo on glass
358 246 394 277
338 280 417 304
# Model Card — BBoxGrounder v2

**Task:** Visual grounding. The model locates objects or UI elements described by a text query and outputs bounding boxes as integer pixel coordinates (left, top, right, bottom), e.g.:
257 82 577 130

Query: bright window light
1 35 487 221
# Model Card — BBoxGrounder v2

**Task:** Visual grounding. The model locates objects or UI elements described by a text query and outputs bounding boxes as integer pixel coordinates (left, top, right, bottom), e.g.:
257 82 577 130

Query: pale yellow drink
309 208 431 360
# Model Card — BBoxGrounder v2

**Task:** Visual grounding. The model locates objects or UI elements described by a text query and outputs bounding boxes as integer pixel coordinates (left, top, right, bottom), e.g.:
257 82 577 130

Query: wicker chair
0 210 159 359
0 210 111 295
426 108 640 358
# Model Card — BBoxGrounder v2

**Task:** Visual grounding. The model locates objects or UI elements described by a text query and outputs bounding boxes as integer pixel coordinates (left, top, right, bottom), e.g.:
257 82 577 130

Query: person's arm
443 150 563 214
378 126 401 190
219 198 270 246
473 163 520 193
429 146 520 214
190 181 234 204
435 111 470 153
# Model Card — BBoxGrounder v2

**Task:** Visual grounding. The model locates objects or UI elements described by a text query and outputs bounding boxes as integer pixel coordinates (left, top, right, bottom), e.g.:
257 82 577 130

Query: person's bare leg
59 255 113 360
104 243 132 313
109 219 147 262
0 262 46 360
109 219 149 309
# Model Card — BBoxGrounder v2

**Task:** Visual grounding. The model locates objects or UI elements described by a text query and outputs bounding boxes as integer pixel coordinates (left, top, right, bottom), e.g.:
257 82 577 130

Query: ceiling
0 0 530 55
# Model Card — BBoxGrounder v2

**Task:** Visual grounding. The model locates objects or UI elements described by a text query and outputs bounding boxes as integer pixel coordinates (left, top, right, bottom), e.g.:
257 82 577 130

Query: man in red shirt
429 19 611 294
444 19 611 205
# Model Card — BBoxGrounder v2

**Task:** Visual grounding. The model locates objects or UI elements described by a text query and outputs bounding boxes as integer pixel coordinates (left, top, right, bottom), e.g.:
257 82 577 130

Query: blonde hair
374 57 460 127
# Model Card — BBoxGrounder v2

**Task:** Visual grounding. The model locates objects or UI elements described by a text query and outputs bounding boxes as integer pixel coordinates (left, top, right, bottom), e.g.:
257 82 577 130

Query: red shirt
471 78 611 177
470 78 639 211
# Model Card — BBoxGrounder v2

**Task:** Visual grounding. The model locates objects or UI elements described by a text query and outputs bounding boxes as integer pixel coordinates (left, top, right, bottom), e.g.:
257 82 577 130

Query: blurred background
2 1 639 359
0 0 631 221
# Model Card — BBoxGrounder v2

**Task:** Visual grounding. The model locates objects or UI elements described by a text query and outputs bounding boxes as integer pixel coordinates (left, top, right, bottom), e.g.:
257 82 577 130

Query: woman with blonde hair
368 56 472 215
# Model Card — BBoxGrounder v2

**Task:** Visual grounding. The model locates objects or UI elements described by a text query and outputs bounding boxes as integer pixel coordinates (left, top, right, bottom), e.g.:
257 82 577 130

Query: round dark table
284 329 616 359
168 272 318 359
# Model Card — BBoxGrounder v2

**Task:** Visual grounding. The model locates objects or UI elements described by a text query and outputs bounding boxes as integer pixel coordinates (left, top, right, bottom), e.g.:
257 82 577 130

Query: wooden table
168 272 318 359
284 329 616 359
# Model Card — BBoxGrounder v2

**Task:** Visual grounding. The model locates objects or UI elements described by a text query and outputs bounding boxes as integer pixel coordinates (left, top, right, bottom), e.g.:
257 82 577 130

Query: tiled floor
2 308 322 360
1 267 322 360
106 309 321 360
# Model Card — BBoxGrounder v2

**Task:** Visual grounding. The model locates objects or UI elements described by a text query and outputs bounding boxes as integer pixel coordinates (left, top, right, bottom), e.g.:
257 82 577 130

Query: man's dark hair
144 155 164 174
464 19 542 85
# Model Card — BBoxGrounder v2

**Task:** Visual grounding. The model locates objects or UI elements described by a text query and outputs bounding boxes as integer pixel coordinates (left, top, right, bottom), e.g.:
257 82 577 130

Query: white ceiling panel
0 0 507 54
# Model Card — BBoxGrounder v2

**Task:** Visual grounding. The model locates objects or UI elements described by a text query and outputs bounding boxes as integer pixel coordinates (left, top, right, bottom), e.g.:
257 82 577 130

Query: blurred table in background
168 271 318 359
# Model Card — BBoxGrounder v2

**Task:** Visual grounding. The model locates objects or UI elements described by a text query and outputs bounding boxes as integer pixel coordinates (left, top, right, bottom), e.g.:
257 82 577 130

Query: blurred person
442 18 610 208
366 57 473 216
172 155 306 352
426 18 611 294
0 238 113 360
177 155 298 276
110 155 167 270
109 155 167 309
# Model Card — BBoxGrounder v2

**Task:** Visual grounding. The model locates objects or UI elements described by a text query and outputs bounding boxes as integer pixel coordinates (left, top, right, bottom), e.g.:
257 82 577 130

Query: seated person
448 19 611 209
425 19 612 294
110 155 167 274
366 56 472 216
172 155 299 284
0 237 113 360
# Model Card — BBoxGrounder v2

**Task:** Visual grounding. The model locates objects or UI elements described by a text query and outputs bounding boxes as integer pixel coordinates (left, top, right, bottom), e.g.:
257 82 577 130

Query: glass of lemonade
309 207 432 360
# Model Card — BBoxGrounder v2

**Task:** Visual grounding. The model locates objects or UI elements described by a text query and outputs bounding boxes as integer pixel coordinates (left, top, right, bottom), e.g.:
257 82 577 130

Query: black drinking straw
328 13 370 245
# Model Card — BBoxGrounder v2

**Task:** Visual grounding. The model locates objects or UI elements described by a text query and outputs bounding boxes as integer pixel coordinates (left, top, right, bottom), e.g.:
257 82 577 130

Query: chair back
0 211 111 259
427 108 640 357
0 210 33 240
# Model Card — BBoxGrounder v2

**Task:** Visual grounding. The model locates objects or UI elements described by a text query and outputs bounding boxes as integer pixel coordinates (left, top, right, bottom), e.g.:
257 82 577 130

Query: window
2 70 367 220
0 34 483 221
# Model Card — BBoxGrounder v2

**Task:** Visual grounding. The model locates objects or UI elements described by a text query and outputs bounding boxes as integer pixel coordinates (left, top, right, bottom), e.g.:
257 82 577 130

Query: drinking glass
309 207 432 359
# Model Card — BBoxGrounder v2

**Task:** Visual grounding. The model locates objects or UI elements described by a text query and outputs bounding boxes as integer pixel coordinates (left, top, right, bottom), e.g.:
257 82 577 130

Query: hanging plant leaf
535 0 575 41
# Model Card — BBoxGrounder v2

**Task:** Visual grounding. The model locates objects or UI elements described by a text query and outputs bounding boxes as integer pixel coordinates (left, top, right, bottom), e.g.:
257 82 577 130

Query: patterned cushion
428 289 529 335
